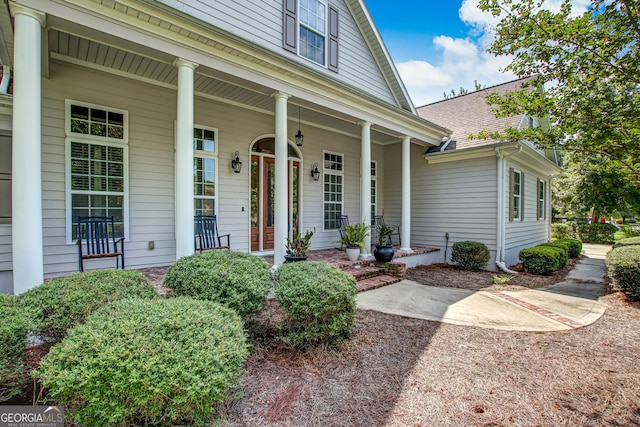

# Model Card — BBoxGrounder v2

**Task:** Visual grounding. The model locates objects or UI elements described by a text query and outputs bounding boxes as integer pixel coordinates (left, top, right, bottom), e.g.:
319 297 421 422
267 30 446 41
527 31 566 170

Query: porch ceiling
47 20 415 146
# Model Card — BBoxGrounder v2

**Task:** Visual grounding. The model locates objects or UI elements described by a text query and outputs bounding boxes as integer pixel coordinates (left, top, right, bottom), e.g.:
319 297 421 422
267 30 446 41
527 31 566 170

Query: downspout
495 145 522 274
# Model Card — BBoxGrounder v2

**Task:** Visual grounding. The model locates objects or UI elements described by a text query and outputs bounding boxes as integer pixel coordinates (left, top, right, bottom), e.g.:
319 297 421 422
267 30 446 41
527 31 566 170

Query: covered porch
138 246 441 295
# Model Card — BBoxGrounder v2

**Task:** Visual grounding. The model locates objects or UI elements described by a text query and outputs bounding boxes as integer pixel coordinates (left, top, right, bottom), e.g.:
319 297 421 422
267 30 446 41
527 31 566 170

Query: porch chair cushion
194 215 231 252
76 216 125 272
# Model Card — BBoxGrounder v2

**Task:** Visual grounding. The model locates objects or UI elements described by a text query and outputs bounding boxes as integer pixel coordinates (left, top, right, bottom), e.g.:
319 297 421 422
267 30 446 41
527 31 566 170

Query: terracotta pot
373 245 394 264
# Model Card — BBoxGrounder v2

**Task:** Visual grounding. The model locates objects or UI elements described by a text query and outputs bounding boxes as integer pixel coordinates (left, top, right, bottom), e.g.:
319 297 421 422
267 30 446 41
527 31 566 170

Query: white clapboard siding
386 143 499 265
503 160 551 267
154 0 396 105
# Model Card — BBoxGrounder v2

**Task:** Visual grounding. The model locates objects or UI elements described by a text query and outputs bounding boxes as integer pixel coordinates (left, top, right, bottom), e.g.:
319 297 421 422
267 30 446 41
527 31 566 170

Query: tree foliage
552 152 640 221
477 0 640 183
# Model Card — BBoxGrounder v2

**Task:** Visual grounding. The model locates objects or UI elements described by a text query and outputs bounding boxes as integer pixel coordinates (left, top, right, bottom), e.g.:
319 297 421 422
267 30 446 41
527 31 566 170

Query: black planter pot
373 245 394 264
284 254 308 263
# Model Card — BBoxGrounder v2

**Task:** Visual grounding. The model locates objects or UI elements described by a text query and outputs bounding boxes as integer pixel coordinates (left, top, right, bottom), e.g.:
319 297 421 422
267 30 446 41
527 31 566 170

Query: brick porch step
356 274 402 292
340 264 384 281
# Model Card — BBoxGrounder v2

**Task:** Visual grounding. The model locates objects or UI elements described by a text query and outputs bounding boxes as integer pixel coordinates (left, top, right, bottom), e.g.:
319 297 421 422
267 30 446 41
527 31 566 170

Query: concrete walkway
356 244 611 331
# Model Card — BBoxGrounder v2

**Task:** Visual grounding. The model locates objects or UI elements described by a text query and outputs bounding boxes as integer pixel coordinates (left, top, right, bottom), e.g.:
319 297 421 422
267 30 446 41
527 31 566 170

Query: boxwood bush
35 297 248 427
275 261 358 347
551 223 576 240
555 238 583 258
164 250 271 317
541 242 569 268
451 241 490 271
614 236 640 248
577 223 618 244
0 295 32 403
519 246 563 275
19 270 158 342
606 246 640 301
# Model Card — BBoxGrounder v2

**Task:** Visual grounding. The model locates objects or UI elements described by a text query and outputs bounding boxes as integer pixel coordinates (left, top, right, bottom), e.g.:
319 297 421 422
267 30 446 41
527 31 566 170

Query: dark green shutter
328 6 339 72
283 0 297 53
520 172 525 221
508 167 514 221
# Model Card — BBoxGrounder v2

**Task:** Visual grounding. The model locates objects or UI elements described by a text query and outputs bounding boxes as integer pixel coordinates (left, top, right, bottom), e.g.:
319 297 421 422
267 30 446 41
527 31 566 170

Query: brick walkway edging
487 290 586 329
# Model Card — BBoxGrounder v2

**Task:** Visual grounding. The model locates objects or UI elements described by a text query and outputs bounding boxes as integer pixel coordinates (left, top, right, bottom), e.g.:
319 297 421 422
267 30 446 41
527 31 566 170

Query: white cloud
399 0 592 106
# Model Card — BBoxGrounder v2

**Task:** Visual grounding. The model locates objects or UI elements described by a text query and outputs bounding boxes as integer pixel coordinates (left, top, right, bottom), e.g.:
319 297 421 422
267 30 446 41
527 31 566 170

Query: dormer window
283 0 339 72
299 0 326 65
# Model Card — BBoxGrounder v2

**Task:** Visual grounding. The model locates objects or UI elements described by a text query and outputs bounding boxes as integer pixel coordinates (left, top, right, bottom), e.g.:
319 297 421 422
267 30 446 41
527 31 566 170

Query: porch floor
137 246 439 296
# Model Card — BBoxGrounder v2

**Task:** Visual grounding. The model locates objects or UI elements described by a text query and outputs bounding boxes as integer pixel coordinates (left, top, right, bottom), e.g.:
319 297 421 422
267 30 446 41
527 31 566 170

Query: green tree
553 152 640 222
476 0 640 183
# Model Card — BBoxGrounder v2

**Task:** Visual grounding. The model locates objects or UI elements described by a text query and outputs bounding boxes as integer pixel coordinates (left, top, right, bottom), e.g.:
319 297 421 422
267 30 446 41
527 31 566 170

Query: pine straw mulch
219 261 640 427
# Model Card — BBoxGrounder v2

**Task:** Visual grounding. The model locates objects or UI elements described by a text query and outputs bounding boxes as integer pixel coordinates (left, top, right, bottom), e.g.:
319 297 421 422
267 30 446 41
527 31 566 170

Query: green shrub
614 236 640 248
555 238 583 258
519 246 562 275
0 295 32 403
164 250 271 317
577 223 618 244
541 242 569 267
617 225 640 239
275 262 358 347
19 270 158 342
451 241 490 271
606 246 640 301
36 297 248 427
552 223 575 240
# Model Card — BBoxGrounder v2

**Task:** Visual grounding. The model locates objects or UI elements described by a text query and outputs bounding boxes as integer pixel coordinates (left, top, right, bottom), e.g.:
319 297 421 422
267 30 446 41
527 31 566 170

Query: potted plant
373 223 395 264
284 230 313 263
338 222 369 261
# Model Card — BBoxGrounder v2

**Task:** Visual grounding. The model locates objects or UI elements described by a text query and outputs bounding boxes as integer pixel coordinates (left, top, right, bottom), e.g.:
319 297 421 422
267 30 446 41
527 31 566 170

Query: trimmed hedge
556 238 583 258
551 223 576 240
541 242 569 267
614 236 640 248
19 270 158 342
606 246 640 301
519 246 563 275
451 241 490 271
275 261 358 347
577 223 618 244
0 295 32 403
36 298 248 427
164 250 271 317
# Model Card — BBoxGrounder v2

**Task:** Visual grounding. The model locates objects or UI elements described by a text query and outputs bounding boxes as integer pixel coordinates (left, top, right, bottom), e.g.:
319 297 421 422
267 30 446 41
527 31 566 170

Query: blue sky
363 0 590 106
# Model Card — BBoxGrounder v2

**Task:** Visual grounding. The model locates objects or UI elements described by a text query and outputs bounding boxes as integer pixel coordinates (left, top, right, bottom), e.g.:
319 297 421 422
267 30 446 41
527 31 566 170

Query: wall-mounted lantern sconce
295 106 304 147
311 162 320 181
231 150 242 173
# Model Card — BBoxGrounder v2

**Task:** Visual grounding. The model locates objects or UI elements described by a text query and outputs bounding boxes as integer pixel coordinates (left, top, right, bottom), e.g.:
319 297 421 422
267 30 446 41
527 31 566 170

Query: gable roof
416 77 535 150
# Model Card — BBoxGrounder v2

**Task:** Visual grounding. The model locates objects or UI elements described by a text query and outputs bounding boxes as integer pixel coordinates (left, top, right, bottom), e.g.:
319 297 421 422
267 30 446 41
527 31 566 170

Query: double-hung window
193 126 217 216
323 151 343 230
299 0 327 66
66 100 128 241
509 168 524 221
371 161 377 223
537 179 545 220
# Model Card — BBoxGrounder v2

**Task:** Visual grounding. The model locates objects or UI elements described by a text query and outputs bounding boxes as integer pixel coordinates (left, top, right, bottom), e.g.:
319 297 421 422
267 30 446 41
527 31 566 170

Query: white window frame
298 0 328 67
513 169 522 220
371 160 377 224
538 179 546 220
193 125 218 217
65 100 129 244
323 150 344 231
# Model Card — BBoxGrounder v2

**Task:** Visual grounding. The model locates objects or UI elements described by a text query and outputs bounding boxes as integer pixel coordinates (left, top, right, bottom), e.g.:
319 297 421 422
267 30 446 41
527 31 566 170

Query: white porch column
173 58 198 260
360 122 373 259
273 92 290 267
11 5 45 294
399 135 413 253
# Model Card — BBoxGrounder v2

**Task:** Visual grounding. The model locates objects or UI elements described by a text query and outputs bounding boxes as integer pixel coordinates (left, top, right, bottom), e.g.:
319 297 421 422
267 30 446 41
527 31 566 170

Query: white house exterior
0 0 453 293
416 79 562 270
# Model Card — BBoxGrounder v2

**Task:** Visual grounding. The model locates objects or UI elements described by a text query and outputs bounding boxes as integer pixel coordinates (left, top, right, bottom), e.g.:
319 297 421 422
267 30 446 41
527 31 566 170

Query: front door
251 147 300 252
